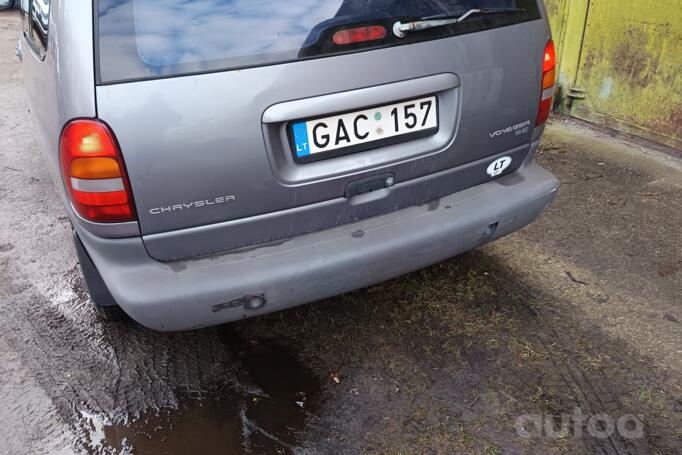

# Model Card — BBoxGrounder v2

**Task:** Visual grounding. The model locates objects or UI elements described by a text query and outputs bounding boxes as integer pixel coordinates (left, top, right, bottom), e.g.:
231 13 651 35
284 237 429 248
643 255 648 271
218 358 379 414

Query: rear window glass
97 0 541 84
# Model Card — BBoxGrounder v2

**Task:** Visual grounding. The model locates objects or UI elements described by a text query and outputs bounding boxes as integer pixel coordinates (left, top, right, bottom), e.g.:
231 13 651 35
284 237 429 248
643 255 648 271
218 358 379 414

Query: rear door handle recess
345 173 395 198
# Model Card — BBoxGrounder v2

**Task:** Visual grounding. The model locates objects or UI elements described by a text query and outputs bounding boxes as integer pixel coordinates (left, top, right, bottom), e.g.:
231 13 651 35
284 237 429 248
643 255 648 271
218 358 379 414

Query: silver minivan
19 0 559 331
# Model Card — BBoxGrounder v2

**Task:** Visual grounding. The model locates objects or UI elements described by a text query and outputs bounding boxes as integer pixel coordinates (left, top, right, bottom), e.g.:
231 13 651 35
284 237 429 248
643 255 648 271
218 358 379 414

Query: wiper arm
392 7 525 38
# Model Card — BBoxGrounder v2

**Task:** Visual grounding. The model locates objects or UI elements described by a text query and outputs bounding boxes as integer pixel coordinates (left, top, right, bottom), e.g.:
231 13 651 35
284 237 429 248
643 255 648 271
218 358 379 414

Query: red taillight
333 26 387 45
543 40 556 74
536 40 556 126
59 119 136 223
536 97 554 126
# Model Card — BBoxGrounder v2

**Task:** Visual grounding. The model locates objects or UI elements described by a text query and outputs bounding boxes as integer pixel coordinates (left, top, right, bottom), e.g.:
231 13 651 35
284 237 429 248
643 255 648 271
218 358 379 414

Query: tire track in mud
0 263 291 454
1 247 325 455
487 263 681 455
278 247 681 454
0 213 225 444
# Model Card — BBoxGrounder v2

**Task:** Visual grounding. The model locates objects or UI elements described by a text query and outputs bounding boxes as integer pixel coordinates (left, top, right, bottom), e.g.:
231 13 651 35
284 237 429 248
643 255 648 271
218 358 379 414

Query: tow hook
212 294 266 313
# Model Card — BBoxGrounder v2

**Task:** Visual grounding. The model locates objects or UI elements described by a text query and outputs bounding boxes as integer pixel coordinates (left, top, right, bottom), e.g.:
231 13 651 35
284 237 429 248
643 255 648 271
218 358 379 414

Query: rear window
96 0 541 84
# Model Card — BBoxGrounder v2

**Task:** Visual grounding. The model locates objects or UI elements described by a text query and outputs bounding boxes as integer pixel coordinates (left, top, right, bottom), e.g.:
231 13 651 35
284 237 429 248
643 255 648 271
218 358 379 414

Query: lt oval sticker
487 156 512 177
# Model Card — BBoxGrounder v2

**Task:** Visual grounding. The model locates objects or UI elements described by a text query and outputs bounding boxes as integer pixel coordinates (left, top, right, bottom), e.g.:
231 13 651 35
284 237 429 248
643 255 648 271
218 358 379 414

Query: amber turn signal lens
70 157 122 179
543 68 556 90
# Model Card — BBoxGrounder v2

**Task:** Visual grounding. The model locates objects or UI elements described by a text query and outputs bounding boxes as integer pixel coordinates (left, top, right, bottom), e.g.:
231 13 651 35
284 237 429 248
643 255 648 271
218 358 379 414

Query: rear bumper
76 162 559 331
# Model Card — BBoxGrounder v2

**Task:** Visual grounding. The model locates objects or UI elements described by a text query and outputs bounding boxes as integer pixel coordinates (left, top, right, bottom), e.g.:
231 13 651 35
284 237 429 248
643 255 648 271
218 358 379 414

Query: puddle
81 331 323 454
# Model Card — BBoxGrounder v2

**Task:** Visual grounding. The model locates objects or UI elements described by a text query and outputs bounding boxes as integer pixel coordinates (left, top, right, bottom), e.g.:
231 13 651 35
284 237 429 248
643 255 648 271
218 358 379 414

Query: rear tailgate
94 0 549 260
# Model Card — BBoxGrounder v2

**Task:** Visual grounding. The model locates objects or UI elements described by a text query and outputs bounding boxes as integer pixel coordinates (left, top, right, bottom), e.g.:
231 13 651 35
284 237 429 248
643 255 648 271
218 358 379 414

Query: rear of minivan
25 0 559 330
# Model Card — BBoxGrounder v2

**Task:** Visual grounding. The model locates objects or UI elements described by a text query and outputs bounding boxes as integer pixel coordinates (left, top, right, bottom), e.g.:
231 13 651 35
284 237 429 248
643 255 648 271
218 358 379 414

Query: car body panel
20 0 560 330
76 159 559 331
95 17 550 260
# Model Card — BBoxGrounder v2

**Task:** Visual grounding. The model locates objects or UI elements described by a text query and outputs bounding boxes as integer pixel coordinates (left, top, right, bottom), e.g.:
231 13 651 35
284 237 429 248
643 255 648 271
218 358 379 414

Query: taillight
59 119 136 223
536 40 556 126
333 26 387 45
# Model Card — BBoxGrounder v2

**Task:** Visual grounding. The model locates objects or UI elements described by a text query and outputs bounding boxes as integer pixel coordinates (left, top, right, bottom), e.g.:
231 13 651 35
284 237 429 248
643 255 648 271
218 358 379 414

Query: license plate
290 96 438 162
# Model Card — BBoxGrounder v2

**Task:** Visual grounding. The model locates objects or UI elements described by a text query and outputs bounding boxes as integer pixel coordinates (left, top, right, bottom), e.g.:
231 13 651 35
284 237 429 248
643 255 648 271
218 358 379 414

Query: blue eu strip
292 122 310 157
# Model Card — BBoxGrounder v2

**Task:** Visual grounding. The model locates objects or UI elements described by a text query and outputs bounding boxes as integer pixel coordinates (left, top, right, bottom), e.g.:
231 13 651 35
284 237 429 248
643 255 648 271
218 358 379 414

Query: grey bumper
76 162 559 331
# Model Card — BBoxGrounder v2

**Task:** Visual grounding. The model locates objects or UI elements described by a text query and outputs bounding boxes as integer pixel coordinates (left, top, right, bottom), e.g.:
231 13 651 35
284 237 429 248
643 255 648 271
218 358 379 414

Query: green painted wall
545 0 682 150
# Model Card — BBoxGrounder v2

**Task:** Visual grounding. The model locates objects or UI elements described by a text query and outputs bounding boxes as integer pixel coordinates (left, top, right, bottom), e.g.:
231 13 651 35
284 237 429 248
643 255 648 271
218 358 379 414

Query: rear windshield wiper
392 8 526 38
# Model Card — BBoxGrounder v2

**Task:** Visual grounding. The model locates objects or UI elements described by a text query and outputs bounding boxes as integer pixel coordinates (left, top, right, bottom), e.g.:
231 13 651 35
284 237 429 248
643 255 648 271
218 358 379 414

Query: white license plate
290 96 438 162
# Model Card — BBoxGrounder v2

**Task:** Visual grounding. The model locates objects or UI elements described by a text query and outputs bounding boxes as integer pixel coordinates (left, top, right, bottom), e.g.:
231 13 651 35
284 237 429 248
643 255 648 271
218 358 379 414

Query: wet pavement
82 333 323 454
1 10 682 455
